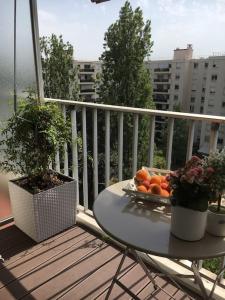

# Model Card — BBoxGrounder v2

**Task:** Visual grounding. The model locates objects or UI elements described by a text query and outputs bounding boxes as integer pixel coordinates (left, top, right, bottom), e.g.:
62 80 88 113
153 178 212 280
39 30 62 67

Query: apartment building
74 60 101 102
75 46 225 154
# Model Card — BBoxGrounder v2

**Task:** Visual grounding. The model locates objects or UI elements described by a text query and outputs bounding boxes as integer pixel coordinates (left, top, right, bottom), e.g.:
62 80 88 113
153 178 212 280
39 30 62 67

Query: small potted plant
204 149 225 236
0 96 77 242
169 156 216 241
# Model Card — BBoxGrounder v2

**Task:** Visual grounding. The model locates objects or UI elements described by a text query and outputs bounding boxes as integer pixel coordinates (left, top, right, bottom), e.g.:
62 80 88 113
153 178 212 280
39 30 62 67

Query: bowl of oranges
123 167 171 205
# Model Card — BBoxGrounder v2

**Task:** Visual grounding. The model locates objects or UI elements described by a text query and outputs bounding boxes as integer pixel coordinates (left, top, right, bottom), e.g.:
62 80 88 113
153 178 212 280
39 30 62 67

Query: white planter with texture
206 206 225 237
9 174 77 242
171 205 207 241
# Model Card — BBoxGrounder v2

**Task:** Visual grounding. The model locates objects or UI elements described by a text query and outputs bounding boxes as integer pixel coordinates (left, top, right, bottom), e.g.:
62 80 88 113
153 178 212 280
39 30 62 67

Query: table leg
191 262 209 299
130 249 158 290
105 247 129 300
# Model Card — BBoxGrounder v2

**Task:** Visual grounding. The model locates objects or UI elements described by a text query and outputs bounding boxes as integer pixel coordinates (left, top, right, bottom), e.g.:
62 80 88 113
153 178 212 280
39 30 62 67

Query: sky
37 0 225 60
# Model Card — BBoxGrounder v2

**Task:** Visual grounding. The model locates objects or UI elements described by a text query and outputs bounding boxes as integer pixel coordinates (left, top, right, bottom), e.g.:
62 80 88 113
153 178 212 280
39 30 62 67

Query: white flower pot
9 173 77 242
206 207 225 237
171 206 207 241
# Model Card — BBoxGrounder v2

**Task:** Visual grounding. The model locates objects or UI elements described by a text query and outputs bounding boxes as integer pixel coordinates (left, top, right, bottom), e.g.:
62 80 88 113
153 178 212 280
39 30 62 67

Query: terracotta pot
171 206 207 241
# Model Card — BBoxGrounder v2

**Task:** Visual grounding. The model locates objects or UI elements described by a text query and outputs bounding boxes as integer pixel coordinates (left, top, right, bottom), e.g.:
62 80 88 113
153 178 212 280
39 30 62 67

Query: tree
40 34 79 100
98 1 155 179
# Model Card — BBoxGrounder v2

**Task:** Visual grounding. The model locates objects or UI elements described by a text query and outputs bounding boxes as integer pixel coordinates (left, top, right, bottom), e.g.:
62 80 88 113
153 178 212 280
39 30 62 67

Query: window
202 87 205 92
191 97 195 103
190 105 194 112
175 74 180 80
176 63 181 70
211 75 218 81
218 138 223 145
222 102 225 108
213 63 217 68
175 84 179 90
201 96 205 102
210 88 216 94
84 64 91 69
174 95 178 100
205 62 208 68
194 62 198 69
200 106 204 113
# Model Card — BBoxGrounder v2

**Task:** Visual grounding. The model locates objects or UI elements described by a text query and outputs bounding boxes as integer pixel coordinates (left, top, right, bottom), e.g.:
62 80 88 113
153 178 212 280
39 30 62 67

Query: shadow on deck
0 224 201 299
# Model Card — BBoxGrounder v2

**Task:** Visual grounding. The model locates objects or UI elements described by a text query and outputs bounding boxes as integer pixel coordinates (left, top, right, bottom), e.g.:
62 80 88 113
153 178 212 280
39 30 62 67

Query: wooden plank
0 227 90 288
0 234 106 299
0 226 80 269
21 244 119 300
57 253 135 299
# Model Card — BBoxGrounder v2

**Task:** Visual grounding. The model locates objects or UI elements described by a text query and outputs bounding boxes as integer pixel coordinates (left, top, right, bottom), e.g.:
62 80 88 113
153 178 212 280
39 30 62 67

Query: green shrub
0 98 70 178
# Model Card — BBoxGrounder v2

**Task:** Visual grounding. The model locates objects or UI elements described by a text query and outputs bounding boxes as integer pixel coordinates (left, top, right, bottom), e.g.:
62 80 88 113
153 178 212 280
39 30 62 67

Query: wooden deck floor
0 224 201 300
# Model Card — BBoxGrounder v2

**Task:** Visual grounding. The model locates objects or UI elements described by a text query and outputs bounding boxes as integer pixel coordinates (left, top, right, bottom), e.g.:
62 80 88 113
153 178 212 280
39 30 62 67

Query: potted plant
169 156 216 241
0 97 77 242
204 149 225 237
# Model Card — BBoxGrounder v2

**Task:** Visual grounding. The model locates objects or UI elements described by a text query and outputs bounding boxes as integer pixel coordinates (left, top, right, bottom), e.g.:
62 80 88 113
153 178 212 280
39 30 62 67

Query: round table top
93 180 225 260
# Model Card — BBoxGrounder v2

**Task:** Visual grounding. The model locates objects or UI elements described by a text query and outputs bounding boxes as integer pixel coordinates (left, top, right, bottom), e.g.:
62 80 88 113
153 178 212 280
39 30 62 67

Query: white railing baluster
132 114 139 176
55 149 60 173
166 118 174 170
219 256 225 282
148 116 155 167
105 110 110 187
93 108 98 199
71 109 79 205
186 120 195 161
82 107 88 210
118 112 124 181
62 105 69 176
209 123 219 153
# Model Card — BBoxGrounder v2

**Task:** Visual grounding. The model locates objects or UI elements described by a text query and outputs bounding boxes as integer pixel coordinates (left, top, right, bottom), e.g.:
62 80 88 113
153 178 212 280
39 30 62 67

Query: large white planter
8 174 77 242
206 207 225 237
171 206 207 241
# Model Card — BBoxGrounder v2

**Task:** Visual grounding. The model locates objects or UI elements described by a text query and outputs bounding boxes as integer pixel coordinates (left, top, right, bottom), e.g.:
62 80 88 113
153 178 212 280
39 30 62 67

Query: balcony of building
1 99 225 299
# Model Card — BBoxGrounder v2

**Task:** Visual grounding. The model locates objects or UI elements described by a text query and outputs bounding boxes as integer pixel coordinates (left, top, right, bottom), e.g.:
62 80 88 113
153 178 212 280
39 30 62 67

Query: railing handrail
44 98 225 124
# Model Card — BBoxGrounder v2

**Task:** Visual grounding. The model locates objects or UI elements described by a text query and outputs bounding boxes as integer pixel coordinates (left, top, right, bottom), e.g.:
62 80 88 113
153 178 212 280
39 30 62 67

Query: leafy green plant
203 148 225 212
0 97 70 180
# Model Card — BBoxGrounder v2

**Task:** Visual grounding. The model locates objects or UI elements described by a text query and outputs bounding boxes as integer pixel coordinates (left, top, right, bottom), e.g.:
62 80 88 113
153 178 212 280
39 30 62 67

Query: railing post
93 108 98 199
118 112 124 181
166 118 174 170
148 116 155 168
105 110 110 187
71 108 79 205
186 120 195 161
62 105 69 176
132 114 139 176
209 122 219 153
82 107 88 210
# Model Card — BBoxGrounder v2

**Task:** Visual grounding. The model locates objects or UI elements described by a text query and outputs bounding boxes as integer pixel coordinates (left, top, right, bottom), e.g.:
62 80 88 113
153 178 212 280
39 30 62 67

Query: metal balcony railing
79 68 95 72
45 97 225 287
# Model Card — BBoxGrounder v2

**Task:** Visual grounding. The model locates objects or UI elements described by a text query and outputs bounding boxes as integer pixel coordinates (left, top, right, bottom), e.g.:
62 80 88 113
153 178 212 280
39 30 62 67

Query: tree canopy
40 34 79 100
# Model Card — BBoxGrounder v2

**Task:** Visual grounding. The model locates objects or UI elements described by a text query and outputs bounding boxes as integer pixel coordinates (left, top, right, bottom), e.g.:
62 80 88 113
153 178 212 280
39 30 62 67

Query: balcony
79 78 95 83
1 98 225 300
154 68 170 73
79 68 95 73
80 89 95 94
153 78 170 83
153 89 170 94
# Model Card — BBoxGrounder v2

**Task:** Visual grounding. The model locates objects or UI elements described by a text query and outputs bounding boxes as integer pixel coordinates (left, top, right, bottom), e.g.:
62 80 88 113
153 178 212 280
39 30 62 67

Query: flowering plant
169 156 217 212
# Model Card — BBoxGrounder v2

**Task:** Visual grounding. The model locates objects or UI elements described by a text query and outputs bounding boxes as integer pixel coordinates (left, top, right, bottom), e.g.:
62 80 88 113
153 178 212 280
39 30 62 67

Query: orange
150 184 161 195
160 182 169 190
150 175 161 185
160 189 170 197
136 169 149 182
137 185 148 193
160 176 167 183
142 180 150 189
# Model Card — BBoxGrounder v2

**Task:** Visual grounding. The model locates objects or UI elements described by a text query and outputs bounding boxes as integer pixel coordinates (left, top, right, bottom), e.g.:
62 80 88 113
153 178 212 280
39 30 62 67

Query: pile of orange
135 168 170 198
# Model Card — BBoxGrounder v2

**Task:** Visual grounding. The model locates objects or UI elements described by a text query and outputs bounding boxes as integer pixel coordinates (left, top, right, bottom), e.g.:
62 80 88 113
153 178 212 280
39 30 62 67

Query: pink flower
191 156 201 162
206 167 215 174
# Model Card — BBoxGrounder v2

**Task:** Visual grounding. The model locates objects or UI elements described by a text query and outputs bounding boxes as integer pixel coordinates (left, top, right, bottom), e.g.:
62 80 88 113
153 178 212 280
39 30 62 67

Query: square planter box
8 173 77 242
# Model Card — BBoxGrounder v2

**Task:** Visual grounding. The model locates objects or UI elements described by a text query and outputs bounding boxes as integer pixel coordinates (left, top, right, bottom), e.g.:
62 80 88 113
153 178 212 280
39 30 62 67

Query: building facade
75 46 225 153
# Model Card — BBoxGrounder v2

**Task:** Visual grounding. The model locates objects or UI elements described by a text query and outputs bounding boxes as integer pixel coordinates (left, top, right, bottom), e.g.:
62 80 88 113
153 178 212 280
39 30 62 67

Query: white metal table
93 180 225 300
